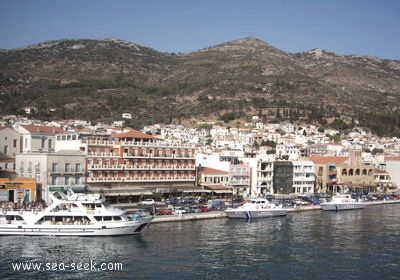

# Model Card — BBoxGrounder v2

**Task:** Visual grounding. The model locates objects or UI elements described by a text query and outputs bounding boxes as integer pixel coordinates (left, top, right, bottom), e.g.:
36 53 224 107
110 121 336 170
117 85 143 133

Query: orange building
82 129 197 202
0 177 36 202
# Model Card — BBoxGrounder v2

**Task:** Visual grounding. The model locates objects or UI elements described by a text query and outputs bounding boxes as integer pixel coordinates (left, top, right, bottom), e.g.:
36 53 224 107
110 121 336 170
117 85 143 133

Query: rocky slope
1 37 399 135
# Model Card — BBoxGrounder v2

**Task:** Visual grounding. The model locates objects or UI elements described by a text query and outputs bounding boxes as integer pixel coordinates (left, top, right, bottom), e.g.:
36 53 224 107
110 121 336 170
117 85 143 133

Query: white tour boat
224 198 287 220
320 193 365 211
0 189 153 236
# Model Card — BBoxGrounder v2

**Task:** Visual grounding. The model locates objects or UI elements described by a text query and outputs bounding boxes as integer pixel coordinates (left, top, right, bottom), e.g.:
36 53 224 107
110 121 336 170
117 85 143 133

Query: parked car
157 208 173 215
198 206 210 212
188 206 202 213
294 199 308 206
165 198 180 205
173 207 187 215
181 197 195 204
141 198 155 205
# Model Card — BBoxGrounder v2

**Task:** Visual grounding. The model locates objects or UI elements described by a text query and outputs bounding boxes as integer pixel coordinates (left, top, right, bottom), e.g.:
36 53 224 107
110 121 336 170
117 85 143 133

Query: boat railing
0 201 46 213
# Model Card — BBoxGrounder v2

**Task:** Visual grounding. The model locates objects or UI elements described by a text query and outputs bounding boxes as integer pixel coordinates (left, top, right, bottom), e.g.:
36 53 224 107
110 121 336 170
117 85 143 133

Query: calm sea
1 204 399 280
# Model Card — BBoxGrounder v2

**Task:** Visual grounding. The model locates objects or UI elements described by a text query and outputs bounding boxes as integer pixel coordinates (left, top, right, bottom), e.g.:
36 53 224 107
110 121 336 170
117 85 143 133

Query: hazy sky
1 0 399 59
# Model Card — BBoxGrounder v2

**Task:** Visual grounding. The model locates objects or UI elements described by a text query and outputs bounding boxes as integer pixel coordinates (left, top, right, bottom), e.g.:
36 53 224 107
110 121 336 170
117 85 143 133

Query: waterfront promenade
152 199 399 223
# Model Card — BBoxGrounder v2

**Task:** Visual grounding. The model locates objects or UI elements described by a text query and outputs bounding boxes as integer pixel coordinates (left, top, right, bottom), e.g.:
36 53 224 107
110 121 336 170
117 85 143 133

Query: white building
292 160 315 194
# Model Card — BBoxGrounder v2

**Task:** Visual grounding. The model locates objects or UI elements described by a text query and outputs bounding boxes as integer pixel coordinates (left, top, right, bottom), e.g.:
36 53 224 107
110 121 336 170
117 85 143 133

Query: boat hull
224 209 287 219
0 221 151 236
320 203 365 211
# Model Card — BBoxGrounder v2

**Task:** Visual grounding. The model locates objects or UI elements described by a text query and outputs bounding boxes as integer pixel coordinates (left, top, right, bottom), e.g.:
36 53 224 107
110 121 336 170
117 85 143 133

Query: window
3 145 8 154
65 163 71 172
48 139 52 149
41 138 45 149
52 163 58 172
13 139 17 148
75 163 81 172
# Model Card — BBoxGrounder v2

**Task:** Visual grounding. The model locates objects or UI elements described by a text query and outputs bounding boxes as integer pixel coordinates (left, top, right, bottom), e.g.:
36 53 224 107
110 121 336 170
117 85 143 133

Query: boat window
82 203 95 209
103 216 112 221
113 216 122 221
95 204 102 208
94 216 102 221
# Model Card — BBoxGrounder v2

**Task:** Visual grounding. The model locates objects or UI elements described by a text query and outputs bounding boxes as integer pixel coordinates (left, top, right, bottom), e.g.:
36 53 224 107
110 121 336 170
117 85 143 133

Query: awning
203 185 232 193
107 191 153 196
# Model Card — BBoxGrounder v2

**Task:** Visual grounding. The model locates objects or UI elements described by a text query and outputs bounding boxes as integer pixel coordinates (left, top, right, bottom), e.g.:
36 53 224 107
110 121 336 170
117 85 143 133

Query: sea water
0 203 399 280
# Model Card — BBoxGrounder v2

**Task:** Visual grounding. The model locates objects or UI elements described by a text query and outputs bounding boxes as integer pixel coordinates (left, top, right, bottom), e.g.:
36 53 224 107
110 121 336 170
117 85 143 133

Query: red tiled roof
374 169 389 174
385 156 400 161
21 125 63 134
200 166 229 174
307 156 348 165
110 129 157 140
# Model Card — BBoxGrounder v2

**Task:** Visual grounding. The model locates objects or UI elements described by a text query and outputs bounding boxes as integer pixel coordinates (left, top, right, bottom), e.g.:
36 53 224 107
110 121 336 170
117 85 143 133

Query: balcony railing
87 152 119 158
122 153 194 159
87 164 124 170
87 164 196 171
86 176 196 183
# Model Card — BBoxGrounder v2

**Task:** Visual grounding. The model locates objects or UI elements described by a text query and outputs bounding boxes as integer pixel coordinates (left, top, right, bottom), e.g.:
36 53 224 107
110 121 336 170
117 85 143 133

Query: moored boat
224 198 287 219
0 189 153 236
320 193 365 211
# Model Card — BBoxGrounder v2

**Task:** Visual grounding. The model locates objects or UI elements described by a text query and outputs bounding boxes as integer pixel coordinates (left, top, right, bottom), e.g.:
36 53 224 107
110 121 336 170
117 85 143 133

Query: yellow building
336 149 375 192
0 177 36 202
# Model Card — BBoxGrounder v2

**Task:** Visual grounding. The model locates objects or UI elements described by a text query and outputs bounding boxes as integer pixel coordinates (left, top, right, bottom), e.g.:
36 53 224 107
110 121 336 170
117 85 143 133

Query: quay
151 199 400 223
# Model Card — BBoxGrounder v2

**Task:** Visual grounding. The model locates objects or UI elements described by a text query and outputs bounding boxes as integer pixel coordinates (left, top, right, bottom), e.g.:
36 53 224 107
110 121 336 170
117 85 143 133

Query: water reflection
0 204 399 280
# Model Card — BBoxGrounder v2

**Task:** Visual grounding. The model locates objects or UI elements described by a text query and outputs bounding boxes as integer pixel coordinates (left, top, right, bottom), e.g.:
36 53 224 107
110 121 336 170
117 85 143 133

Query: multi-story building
292 160 315 194
15 151 86 202
255 156 275 196
0 126 22 177
16 125 63 153
197 166 231 197
385 156 400 189
273 161 294 194
229 162 250 196
83 129 197 202
373 169 392 191
307 156 348 193
336 149 375 193
0 126 22 157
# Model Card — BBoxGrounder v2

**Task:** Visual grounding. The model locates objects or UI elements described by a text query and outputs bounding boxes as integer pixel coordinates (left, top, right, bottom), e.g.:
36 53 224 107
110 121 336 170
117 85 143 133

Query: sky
0 0 399 60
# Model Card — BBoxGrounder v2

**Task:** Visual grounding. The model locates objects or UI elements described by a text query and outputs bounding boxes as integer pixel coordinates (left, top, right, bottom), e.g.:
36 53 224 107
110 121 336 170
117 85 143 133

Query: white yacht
0 189 153 236
320 193 365 211
224 198 287 220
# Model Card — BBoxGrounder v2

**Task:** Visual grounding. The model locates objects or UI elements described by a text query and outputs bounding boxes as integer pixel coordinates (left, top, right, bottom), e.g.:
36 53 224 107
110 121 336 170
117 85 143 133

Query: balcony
87 164 124 170
82 139 116 146
230 179 250 186
122 164 196 171
86 177 124 183
122 153 195 160
87 152 119 158
86 176 196 183
120 140 195 149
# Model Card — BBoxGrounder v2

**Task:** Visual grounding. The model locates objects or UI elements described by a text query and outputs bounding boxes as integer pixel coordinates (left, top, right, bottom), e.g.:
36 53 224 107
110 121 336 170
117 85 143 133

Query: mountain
1 37 400 136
